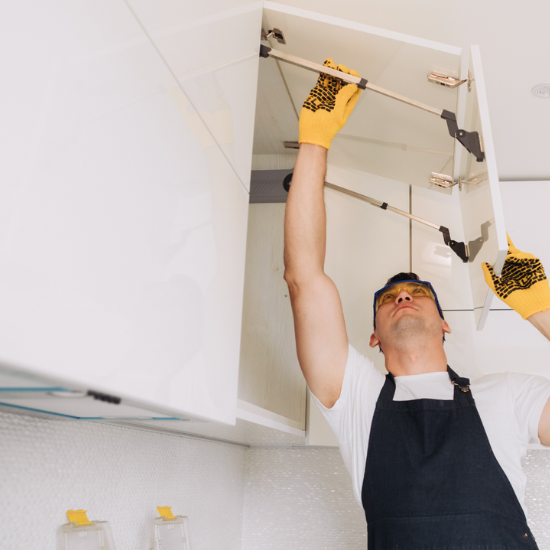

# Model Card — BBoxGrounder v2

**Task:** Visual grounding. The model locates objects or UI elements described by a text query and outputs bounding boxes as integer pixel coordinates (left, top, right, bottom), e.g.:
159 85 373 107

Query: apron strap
379 366 472 402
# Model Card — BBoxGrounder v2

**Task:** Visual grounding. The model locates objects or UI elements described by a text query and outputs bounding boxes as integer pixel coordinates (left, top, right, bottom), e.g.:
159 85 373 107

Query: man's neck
383 342 448 377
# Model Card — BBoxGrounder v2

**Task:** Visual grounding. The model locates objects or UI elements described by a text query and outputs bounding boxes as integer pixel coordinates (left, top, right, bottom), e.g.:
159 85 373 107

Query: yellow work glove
298 59 362 150
482 235 550 319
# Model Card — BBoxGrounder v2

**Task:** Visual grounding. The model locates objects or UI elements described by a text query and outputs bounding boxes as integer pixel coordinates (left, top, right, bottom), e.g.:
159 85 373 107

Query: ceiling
256 0 550 181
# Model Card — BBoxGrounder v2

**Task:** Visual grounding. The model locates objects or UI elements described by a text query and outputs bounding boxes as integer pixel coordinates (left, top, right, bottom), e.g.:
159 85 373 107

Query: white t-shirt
311 344 550 516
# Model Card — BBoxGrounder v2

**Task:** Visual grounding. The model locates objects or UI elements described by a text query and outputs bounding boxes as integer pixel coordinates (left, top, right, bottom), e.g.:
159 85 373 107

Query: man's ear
369 332 380 348
442 321 451 335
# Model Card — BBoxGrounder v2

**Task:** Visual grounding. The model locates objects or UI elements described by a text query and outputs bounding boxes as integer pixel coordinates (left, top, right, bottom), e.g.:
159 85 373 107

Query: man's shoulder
471 370 550 401
470 371 512 393
471 371 510 385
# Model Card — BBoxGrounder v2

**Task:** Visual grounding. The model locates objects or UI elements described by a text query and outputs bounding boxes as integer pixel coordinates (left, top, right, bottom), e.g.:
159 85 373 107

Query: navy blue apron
361 366 538 549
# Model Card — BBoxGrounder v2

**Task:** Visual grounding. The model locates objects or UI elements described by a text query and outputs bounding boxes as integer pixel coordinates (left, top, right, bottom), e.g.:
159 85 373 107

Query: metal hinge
459 171 489 187
261 27 286 44
428 72 472 92
429 172 456 189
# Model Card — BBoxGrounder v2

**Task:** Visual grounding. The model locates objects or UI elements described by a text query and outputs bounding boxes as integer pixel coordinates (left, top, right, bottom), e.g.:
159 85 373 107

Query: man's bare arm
283 144 348 408
284 61 362 407
527 309 550 340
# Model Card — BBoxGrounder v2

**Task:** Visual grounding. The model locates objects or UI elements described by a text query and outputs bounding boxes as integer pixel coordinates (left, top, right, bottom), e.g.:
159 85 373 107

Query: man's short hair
386 272 421 285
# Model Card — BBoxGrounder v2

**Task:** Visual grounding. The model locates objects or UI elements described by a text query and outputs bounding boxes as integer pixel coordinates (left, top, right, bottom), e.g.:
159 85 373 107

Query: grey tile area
0 411 245 550
242 447 367 550
523 450 550 548
243 421 306 447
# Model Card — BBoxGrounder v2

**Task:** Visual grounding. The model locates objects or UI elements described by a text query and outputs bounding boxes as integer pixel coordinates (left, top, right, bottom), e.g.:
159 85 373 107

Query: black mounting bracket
439 226 469 263
441 110 485 162
260 44 272 58
87 390 121 404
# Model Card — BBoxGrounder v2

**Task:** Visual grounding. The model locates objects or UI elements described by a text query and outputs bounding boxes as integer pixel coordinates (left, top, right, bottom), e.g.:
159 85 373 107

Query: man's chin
390 316 427 343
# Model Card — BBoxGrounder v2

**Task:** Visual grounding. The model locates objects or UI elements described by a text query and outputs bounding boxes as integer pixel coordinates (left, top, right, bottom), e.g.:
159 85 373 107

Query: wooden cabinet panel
239 204 307 427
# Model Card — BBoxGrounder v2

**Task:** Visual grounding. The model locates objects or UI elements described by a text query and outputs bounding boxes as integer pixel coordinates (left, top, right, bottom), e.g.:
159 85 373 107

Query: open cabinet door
458 46 508 330
259 6 508 330
262 2 463 192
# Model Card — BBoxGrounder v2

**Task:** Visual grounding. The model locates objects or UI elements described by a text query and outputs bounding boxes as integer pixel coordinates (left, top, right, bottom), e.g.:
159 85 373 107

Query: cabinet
0 0 260 423
260 3 507 330
244 3 508 439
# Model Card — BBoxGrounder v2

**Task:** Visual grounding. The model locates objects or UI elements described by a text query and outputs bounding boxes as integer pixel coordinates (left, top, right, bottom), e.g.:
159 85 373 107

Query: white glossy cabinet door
457 46 508 329
411 47 508 327
125 0 263 189
0 1 251 423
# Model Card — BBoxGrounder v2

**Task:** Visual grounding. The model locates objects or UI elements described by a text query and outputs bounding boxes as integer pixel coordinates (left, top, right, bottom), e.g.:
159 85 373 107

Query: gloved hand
482 234 550 319
298 59 362 150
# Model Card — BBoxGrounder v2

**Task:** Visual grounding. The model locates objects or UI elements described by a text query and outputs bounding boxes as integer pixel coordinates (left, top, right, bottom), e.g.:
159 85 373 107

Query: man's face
370 283 450 351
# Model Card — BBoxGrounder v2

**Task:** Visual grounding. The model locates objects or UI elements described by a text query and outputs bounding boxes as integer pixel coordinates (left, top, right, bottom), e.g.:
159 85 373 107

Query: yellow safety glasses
373 279 443 327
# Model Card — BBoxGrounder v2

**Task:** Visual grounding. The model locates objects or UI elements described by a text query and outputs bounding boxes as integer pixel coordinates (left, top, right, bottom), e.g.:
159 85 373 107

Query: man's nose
395 290 412 304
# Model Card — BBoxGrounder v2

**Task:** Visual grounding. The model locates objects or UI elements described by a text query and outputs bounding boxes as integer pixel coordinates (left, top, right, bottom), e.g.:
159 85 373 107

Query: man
283 58 550 548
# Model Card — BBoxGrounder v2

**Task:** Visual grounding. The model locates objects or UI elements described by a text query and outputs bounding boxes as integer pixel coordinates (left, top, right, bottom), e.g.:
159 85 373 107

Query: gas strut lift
326 181 469 262
282 174 469 262
260 45 484 162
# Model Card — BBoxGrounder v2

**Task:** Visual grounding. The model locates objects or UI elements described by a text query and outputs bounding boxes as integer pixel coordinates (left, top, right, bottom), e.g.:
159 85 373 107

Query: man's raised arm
283 59 361 408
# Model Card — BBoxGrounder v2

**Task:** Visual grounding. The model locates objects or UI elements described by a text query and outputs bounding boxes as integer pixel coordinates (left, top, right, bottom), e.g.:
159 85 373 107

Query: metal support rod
324 181 468 262
260 45 484 162
324 182 440 231
265 47 443 117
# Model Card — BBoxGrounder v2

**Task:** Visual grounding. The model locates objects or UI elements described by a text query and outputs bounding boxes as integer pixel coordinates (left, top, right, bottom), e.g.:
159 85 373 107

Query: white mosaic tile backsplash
523 450 550 547
242 448 367 550
0 411 245 550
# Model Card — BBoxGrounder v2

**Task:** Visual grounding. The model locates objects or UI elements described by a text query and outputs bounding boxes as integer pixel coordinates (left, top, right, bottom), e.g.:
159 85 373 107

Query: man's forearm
528 309 550 340
283 144 328 284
